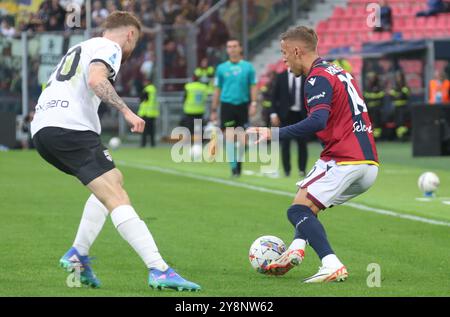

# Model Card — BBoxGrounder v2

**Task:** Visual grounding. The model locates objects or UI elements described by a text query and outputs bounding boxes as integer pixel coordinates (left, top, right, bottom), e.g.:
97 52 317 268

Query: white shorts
296 159 378 209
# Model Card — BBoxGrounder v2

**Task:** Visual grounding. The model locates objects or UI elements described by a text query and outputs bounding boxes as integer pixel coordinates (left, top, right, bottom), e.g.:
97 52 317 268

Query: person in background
364 72 386 139
138 79 160 147
210 39 257 177
429 70 450 104
0 18 16 38
374 0 392 32
19 111 35 149
259 71 277 127
389 71 410 140
271 68 308 177
332 58 352 73
92 0 109 27
180 75 209 143
417 0 449 17
194 57 215 95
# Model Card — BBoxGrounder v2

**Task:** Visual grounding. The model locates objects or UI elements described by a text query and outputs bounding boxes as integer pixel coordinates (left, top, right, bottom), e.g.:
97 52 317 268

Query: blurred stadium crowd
0 0 233 98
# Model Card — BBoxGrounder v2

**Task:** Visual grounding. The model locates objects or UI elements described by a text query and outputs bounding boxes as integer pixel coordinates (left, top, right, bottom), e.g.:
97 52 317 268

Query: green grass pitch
0 142 449 296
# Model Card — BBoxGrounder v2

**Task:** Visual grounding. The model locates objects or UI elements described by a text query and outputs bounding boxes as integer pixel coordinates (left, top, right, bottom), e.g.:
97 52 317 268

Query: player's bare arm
249 85 258 116
210 87 221 122
88 62 145 133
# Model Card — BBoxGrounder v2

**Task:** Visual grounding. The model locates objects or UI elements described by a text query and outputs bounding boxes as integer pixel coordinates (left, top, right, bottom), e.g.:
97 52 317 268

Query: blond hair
103 11 142 33
280 26 318 52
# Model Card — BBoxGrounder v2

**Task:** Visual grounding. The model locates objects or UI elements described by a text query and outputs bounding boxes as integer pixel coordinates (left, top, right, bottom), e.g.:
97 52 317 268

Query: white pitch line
117 160 450 228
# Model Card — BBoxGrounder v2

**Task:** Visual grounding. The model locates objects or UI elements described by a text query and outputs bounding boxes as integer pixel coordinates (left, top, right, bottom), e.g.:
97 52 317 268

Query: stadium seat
436 16 448 29
425 17 438 29
402 31 414 40
392 17 405 31
380 32 392 42
340 20 351 30
333 7 346 17
403 17 415 30
317 21 328 32
328 19 341 29
354 6 366 17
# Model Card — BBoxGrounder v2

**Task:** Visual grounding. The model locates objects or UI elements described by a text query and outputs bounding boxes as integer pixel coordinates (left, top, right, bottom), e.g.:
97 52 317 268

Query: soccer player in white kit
31 11 200 291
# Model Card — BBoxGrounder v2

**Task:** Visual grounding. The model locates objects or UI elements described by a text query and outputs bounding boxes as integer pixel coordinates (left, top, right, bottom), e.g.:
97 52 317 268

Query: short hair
227 38 241 45
280 26 318 52
103 11 142 33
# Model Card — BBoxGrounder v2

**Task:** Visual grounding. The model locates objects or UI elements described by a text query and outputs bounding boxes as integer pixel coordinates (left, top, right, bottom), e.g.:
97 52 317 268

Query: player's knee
292 192 321 215
102 184 130 211
287 205 299 226
287 204 316 227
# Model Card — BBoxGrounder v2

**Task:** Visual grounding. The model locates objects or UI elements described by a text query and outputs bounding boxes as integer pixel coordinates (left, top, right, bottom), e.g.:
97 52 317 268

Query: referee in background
210 39 258 177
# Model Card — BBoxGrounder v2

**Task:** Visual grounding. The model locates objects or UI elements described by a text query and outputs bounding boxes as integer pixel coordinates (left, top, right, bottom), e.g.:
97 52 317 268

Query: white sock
111 205 168 272
236 141 245 163
288 238 307 251
321 254 344 268
73 194 109 256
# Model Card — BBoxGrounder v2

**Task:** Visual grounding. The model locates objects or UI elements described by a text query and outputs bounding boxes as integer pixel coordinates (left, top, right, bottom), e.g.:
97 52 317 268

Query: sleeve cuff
309 104 331 113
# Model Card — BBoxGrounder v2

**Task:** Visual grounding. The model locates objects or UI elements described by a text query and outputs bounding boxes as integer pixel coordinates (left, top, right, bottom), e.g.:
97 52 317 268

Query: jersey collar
306 57 325 77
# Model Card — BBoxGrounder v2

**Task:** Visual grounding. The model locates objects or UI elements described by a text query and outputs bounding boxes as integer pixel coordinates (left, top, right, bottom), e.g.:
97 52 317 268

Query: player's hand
122 108 145 133
246 127 272 144
249 102 257 117
210 110 218 122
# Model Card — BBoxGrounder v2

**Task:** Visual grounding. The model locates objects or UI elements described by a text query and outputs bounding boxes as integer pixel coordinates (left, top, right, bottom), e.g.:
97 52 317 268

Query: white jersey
31 37 122 137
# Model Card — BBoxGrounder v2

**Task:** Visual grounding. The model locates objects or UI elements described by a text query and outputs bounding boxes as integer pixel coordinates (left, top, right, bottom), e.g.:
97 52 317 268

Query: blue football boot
148 267 201 292
59 247 101 288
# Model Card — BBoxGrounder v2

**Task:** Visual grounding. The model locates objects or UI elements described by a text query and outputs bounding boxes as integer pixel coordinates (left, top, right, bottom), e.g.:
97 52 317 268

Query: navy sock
287 204 334 260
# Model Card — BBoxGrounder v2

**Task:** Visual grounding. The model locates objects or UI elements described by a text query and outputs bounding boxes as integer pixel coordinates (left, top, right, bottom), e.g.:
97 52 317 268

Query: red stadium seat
380 32 392 42
328 19 341 29
317 21 328 32
333 7 346 17
416 17 427 28
425 16 438 29
340 19 351 30
403 17 415 30
348 20 361 31
353 6 366 17
402 31 414 40
436 15 448 29
424 29 436 38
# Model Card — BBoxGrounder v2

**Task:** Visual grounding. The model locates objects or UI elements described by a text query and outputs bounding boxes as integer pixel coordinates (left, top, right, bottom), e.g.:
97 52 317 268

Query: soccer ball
249 235 286 272
108 137 121 150
418 172 440 195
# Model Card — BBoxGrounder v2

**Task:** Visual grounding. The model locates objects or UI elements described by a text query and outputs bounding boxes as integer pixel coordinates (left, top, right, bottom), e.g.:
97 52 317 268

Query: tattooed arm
88 62 127 111
88 62 145 133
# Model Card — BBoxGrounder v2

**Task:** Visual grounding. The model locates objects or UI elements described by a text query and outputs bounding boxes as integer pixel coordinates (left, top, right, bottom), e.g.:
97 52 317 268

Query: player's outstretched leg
88 168 201 291
287 203 348 283
60 194 108 288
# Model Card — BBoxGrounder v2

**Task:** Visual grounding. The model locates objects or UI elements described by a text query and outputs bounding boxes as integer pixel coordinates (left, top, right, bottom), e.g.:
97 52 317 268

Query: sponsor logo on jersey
308 77 317 86
109 53 117 65
307 91 326 104
103 149 113 162
353 120 373 134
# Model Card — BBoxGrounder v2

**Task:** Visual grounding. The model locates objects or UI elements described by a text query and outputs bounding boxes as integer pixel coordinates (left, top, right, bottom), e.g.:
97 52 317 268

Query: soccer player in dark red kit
248 26 379 283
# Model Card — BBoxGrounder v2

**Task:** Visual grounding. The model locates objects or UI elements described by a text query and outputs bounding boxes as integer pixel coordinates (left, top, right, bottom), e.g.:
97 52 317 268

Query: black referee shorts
180 113 204 134
220 102 249 129
33 127 115 185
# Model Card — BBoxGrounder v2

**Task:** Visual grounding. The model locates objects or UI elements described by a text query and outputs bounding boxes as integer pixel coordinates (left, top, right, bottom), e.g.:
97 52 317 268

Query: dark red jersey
304 58 379 165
